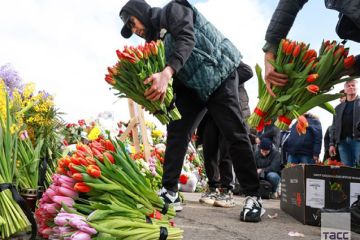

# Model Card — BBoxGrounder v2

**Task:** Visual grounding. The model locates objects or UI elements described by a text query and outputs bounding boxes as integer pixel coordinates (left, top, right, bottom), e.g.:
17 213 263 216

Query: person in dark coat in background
285 113 322 164
254 138 282 196
330 80 360 167
119 0 263 222
256 122 281 149
324 90 346 162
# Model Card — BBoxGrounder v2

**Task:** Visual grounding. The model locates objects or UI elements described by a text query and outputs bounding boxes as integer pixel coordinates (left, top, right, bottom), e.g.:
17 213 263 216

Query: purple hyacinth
0 63 23 97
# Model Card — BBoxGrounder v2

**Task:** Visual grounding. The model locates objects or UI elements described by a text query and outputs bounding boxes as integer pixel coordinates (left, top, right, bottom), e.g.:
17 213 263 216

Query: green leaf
276 95 292 103
255 64 265 98
319 102 336 115
283 63 295 75
297 93 342 115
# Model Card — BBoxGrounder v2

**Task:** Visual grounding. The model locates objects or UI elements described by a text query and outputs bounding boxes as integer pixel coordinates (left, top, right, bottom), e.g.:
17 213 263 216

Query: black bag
259 180 273 199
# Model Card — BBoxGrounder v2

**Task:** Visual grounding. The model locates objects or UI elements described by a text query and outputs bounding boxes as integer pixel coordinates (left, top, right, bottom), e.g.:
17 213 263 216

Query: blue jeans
265 172 281 192
287 154 315 164
338 137 360 167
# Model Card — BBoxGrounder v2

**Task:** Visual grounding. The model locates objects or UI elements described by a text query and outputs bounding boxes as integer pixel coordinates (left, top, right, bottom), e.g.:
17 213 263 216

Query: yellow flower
152 129 163 138
23 83 35 99
88 126 101 141
129 145 136 154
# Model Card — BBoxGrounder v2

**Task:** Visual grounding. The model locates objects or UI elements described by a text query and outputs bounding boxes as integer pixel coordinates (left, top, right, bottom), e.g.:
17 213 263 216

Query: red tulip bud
74 182 91 193
72 173 83 181
306 74 319 83
292 45 301 58
344 55 356 69
286 41 295 55
86 165 101 178
105 74 115 85
306 84 320 94
282 40 290 54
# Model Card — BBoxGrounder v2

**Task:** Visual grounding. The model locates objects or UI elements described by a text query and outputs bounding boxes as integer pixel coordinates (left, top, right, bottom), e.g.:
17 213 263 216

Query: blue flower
0 63 23 97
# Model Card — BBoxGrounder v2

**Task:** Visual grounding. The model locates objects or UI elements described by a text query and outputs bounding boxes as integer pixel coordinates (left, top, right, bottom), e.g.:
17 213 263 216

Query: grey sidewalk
174 192 360 240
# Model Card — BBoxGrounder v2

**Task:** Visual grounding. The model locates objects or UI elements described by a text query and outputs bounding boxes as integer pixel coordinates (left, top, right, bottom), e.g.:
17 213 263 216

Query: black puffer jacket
264 0 360 73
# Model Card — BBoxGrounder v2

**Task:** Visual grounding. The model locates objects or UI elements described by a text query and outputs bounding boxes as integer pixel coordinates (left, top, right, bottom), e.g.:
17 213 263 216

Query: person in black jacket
284 113 323 164
119 0 263 222
262 0 360 96
324 90 346 162
254 138 282 196
329 79 360 167
255 121 281 149
198 62 253 208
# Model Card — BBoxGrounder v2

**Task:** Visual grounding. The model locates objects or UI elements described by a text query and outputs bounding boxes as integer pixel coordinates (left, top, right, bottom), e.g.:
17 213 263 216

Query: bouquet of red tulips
248 39 357 134
105 40 181 125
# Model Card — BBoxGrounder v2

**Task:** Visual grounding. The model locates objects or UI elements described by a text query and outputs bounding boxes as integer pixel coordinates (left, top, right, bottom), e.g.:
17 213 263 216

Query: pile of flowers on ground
36 137 183 239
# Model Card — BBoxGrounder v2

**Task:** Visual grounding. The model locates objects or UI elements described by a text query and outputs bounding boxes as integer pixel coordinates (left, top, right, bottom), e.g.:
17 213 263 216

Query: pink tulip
59 175 76 186
52 174 61 183
52 196 75 207
70 231 92 240
69 218 88 229
43 203 60 214
54 215 69 226
58 226 73 235
79 226 97 235
45 188 57 198
58 186 78 198
39 226 52 235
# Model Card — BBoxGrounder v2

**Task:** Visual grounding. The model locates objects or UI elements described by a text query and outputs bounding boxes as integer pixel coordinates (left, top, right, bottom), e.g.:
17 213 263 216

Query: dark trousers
200 114 233 190
162 71 260 196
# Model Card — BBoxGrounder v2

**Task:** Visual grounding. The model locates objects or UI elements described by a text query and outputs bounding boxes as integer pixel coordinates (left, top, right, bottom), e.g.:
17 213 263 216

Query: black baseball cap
120 10 133 38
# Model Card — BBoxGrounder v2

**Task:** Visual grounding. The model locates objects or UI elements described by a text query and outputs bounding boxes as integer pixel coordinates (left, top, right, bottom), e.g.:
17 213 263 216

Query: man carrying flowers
262 0 360 94
119 0 264 222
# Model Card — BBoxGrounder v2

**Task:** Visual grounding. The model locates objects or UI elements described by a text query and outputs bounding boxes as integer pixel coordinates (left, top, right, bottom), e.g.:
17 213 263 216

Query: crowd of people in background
198 78 360 207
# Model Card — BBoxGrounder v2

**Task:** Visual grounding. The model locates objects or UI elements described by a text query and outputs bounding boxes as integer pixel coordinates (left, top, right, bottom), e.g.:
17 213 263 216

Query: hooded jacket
255 147 282 174
120 0 242 102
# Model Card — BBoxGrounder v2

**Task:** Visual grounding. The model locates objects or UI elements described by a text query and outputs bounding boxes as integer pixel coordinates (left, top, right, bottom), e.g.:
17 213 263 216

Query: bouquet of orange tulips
248 39 357 134
105 40 181 125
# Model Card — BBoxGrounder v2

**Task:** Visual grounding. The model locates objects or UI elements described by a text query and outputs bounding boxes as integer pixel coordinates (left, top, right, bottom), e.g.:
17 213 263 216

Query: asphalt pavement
174 192 360 240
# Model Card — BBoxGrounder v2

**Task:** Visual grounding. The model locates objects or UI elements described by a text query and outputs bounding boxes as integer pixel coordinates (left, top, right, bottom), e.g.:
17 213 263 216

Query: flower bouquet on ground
248 39 357 133
105 40 181 125
36 137 183 239
0 81 31 239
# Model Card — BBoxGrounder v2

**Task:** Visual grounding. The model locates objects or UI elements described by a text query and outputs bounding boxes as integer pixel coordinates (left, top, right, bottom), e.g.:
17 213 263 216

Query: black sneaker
159 187 183 212
240 196 265 222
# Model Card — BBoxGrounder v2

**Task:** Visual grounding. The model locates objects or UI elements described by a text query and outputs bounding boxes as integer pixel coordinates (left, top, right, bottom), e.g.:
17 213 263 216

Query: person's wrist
265 51 275 61
164 66 174 80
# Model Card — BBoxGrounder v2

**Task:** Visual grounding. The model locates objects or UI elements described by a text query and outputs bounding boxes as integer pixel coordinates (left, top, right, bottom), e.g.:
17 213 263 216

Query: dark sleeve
329 112 336 146
354 55 360 75
164 2 195 73
265 151 282 173
264 0 308 52
312 120 323 157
